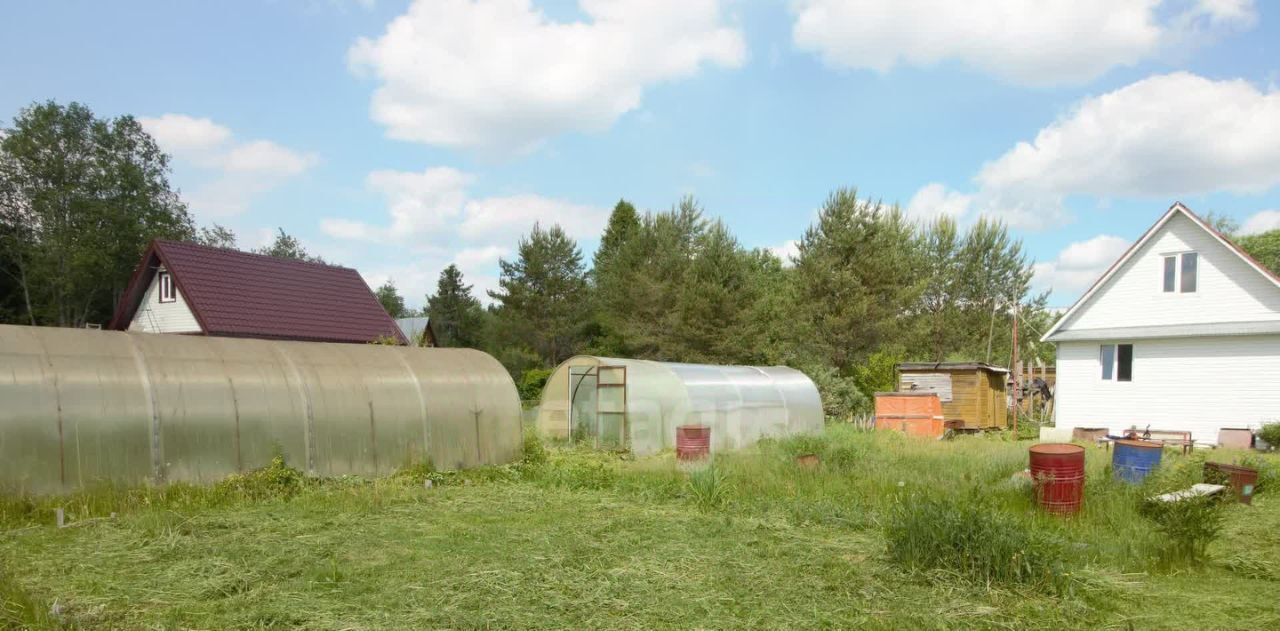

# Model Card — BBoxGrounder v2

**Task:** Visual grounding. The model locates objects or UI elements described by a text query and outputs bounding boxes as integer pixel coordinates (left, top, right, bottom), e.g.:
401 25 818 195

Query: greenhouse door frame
567 364 628 449
596 365 627 450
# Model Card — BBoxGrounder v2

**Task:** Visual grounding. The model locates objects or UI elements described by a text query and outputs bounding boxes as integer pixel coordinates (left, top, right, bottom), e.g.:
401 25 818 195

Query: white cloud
222 140 318 177
905 183 972 222
791 0 1255 86
139 114 231 154
322 167 607 247
1241 209 1280 235
325 166 607 308
908 72 1280 229
767 239 800 266
140 114 318 218
460 194 607 244
348 0 745 153
1033 234 1131 296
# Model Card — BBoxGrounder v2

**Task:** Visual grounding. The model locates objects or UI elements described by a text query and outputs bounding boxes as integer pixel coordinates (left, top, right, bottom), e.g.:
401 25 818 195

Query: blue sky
4 0 1279 309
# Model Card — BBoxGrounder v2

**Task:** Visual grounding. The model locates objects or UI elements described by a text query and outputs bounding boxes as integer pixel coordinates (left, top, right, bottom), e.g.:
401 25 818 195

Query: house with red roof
108 239 408 345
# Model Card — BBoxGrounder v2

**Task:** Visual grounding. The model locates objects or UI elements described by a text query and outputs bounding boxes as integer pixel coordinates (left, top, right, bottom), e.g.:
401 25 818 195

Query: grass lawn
3 426 1279 630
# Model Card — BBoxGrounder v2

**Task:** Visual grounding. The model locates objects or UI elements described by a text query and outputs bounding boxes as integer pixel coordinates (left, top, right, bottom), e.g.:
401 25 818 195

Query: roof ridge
154 239 357 273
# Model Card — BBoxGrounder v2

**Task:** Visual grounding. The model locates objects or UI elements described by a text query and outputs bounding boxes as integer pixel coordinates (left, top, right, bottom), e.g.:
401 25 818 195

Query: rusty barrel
1204 462 1259 505
676 424 711 461
1029 443 1086 515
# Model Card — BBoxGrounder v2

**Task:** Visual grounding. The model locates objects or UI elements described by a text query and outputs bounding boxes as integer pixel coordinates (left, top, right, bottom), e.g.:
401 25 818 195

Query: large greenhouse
535 355 823 455
0 324 522 493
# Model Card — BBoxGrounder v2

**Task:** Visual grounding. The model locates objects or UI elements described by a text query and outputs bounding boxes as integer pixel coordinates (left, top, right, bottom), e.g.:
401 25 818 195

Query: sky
3 0 1279 310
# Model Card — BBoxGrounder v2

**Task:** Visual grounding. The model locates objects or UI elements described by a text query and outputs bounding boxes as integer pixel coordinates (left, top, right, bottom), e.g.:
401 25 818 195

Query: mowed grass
2 426 1279 630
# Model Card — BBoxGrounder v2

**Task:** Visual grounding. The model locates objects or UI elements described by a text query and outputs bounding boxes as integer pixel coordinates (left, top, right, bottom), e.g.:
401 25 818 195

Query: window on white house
1160 252 1198 293
1180 252 1197 293
1117 344 1133 382
1101 343 1133 381
158 271 175 303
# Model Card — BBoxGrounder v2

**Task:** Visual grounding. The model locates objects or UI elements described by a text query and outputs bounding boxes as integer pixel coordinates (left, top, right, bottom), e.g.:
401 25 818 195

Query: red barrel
676 425 711 461
1029 443 1085 515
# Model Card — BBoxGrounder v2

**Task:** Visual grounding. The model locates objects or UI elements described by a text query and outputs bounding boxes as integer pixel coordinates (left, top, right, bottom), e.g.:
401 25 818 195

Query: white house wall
1055 336 1280 445
1061 213 1280 332
128 269 201 334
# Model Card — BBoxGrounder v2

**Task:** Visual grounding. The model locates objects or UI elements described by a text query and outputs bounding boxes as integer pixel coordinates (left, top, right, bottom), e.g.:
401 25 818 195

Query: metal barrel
1204 462 1260 505
1029 443 1086 515
1112 439 1164 483
675 425 711 461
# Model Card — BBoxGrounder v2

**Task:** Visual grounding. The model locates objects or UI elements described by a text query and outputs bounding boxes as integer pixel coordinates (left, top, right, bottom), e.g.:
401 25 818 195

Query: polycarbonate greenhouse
535 355 823 455
0 325 522 494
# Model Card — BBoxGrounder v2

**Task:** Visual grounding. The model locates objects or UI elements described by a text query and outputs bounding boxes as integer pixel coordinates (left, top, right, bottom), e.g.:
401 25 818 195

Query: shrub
521 429 549 467
518 367 554 402
799 363 869 419
1257 422 1280 451
1138 494 1226 568
884 489 1072 594
214 453 305 500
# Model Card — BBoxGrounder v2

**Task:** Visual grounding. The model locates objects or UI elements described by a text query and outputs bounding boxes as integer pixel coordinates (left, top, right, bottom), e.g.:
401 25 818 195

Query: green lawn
3 426 1278 630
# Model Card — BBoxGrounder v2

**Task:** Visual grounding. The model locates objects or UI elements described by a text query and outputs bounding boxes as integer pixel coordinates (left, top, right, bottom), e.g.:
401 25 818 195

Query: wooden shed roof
897 362 1009 374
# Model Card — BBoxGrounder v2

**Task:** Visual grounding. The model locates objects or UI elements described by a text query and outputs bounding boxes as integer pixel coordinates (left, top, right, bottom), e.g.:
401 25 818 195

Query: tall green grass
3 423 1279 628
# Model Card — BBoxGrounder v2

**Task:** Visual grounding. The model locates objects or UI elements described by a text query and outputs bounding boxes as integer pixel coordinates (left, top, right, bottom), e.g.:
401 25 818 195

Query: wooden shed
896 362 1009 430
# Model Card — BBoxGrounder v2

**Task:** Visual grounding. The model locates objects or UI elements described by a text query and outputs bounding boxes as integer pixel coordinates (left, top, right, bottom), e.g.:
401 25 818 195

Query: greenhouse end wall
0 325 522 494
536 356 823 455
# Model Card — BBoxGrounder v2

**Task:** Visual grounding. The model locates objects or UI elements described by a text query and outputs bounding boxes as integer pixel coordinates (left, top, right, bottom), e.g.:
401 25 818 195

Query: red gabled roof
110 240 408 345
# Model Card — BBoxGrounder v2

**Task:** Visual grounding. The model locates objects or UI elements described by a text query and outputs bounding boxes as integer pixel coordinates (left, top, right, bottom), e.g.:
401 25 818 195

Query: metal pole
1011 304 1019 437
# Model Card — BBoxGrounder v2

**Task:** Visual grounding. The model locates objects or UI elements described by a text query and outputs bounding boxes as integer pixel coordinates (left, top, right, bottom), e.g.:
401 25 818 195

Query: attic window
158 271 176 303
1180 252 1197 293
1161 252 1197 293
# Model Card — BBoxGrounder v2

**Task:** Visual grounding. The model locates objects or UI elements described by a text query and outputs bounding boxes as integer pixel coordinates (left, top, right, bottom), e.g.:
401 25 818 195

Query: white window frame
1100 343 1134 382
1159 251 1198 294
158 271 176 303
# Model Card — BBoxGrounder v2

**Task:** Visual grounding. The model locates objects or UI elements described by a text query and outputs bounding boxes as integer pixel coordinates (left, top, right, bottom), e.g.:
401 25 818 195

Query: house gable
1045 204 1280 341
127 266 202 334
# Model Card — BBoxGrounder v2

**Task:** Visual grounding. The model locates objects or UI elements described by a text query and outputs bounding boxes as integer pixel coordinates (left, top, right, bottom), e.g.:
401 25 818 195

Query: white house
1042 203 1280 446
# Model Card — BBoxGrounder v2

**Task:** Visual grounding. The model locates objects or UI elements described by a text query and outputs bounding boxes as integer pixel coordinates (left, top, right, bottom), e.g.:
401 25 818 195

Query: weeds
685 466 731 511
885 488 1075 594
1139 494 1227 568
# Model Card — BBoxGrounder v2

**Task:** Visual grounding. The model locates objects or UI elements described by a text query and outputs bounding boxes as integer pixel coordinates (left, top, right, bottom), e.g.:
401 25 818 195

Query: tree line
8 100 1280 415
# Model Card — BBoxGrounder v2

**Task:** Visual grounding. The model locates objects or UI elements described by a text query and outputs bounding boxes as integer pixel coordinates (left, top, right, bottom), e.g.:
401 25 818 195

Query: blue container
1112 439 1163 483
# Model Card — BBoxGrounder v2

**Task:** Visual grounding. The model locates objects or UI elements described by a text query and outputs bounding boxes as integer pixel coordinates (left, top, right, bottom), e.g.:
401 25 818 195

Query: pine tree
489 223 591 366
374 279 407 318
594 196 706 359
792 188 922 372
593 199 640 275
426 264 485 348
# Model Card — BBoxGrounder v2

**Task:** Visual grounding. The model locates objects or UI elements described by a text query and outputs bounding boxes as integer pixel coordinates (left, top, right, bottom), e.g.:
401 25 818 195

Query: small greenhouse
535 356 823 455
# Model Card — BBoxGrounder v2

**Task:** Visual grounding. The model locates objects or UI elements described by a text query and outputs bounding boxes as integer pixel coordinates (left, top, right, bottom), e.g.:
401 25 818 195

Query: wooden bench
1121 428 1194 454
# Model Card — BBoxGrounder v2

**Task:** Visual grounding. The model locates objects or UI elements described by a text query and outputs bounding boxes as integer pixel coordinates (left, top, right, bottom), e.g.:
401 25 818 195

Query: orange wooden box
874 392 946 438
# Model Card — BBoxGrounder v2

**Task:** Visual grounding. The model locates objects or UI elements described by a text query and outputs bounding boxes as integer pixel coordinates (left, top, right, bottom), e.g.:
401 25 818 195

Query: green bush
521 429 549 467
1139 494 1226 568
518 367 554 402
799 364 869 419
884 488 1073 594
1257 423 1280 451
214 453 305 500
